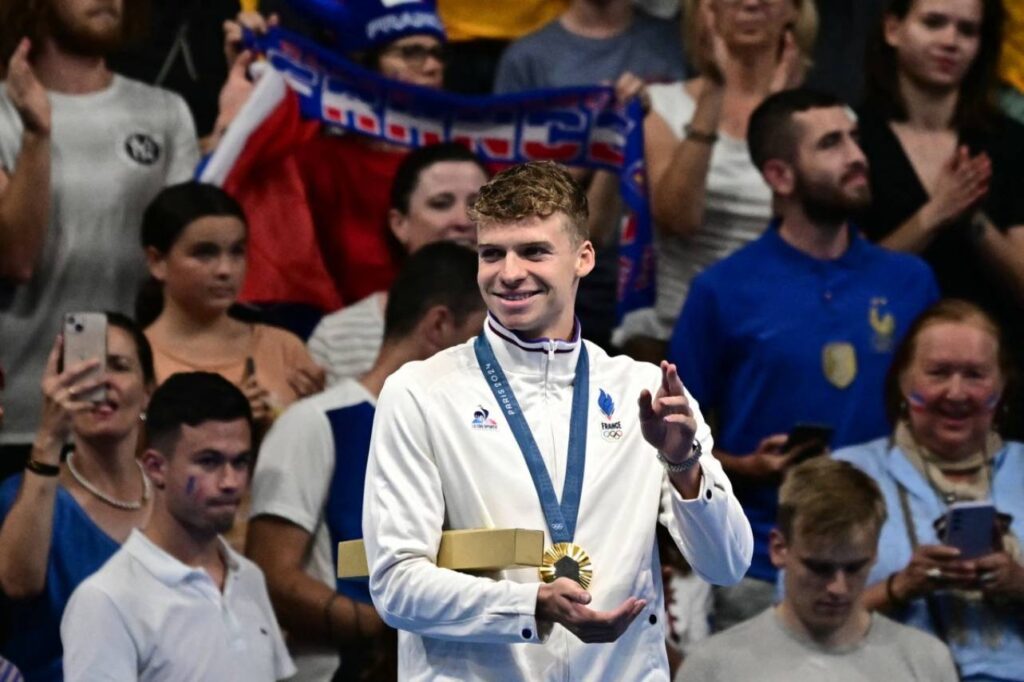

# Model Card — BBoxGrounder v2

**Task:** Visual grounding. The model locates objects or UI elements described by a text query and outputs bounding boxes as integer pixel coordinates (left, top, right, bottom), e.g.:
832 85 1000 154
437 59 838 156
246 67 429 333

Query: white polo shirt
61 530 295 682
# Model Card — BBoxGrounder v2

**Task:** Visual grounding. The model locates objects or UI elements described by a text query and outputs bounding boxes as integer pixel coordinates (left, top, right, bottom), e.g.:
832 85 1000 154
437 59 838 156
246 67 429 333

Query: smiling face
900 319 1003 460
391 160 488 252
71 325 148 443
148 216 247 320
771 524 877 641
885 0 983 93
476 213 595 340
147 419 252 539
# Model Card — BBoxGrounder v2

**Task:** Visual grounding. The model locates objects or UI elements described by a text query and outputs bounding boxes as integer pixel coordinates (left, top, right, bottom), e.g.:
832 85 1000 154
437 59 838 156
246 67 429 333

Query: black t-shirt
854 108 1024 338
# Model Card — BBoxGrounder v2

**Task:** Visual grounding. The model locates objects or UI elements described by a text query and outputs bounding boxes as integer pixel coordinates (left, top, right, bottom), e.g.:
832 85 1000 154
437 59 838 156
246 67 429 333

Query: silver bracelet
657 439 703 473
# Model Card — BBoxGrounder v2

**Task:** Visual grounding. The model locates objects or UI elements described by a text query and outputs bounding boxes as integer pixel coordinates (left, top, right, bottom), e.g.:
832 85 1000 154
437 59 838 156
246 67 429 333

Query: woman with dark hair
856 0 1024 435
834 299 1024 679
0 313 155 682
307 142 488 386
140 181 324 430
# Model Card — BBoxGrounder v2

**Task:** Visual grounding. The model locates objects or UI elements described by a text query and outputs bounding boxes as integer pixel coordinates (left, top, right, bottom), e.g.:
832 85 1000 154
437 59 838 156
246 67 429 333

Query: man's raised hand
7 38 50 136
638 361 698 463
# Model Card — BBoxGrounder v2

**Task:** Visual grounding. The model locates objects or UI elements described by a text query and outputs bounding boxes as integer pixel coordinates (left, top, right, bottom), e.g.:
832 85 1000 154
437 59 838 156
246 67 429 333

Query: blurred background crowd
1 0 1023 680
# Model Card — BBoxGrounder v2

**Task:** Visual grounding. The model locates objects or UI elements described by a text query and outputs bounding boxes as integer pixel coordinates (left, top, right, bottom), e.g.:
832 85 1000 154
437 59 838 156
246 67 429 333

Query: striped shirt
307 292 386 387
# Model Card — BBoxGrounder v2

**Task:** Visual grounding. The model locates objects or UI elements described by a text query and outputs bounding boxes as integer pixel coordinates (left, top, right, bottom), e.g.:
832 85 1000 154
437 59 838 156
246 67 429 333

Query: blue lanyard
474 333 589 544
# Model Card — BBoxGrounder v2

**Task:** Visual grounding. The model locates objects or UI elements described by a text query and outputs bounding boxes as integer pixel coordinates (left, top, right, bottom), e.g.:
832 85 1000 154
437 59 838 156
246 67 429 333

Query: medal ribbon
474 333 588 544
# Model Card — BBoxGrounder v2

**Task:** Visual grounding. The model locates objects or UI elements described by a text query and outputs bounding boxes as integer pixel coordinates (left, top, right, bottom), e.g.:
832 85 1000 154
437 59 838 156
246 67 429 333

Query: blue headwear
288 0 446 53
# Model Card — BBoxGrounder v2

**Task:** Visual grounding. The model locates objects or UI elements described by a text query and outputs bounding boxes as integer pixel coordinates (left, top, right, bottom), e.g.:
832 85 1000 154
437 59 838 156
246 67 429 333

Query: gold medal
539 542 593 589
822 342 857 389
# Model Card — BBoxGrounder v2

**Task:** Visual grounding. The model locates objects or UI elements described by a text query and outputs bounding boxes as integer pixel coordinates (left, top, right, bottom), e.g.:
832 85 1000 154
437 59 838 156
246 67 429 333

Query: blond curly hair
469 161 589 245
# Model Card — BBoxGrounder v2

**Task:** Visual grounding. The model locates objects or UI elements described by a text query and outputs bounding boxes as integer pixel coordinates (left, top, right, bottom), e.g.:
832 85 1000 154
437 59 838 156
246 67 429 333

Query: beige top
145 323 320 553
145 323 317 412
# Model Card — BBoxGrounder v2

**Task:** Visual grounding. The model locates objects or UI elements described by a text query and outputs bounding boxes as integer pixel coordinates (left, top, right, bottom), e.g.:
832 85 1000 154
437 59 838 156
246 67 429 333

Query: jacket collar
482 314 582 382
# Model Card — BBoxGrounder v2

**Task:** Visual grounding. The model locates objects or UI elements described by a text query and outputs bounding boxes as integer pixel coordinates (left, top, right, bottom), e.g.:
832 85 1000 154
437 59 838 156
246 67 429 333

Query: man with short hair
667 88 940 629
363 161 752 680
248 242 487 681
60 373 294 682
679 458 957 681
0 0 200 465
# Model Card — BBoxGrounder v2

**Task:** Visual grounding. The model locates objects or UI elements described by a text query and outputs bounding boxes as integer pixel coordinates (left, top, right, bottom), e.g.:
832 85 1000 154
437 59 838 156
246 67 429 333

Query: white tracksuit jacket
363 317 752 681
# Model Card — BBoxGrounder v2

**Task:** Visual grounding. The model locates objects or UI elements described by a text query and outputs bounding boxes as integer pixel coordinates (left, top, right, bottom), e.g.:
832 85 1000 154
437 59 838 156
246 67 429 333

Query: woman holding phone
629 0 816 354
834 300 1024 680
139 182 324 428
0 313 154 682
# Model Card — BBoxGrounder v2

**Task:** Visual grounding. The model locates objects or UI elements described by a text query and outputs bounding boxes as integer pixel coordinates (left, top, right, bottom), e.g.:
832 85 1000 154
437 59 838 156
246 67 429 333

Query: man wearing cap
362 161 752 680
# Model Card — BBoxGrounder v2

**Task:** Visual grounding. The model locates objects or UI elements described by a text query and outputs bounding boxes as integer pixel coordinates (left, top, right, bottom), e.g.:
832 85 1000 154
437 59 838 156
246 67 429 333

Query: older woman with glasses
835 300 1024 681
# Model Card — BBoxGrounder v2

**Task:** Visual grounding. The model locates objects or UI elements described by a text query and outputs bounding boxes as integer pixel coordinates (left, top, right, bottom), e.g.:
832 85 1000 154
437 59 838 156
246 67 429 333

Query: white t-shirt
619 81 772 343
307 292 386 388
61 530 295 682
250 379 377 681
0 75 199 443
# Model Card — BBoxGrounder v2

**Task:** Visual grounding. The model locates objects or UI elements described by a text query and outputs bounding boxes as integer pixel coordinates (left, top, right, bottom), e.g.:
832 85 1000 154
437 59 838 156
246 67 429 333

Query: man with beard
60 373 295 681
0 0 199 474
667 89 939 630
678 458 957 681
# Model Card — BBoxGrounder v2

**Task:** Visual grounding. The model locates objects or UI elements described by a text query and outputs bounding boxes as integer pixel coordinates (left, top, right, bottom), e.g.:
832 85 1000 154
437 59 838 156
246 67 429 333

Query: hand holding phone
942 501 996 560
62 312 107 403
783 423 833 465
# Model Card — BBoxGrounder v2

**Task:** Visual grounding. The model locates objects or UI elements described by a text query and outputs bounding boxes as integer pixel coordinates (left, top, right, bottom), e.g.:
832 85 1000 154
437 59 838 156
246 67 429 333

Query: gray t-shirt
0 75 198 443
494 11 685 93
678 609 957 682
494 11 685 346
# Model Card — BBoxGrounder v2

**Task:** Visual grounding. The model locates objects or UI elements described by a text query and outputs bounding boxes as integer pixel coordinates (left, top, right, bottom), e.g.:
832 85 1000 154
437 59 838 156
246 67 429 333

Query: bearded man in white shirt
362 160 753 681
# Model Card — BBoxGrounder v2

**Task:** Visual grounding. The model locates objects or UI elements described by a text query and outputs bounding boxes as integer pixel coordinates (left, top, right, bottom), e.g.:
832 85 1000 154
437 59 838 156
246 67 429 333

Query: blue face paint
186 476 196 497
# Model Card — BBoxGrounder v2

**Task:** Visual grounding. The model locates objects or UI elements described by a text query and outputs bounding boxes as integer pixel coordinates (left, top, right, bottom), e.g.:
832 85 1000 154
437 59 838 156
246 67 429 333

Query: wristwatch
657 439 703 473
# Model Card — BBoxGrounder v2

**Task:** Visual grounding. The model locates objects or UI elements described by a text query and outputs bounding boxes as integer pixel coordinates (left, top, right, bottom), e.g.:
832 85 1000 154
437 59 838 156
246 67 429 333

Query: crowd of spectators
1 0 1023 680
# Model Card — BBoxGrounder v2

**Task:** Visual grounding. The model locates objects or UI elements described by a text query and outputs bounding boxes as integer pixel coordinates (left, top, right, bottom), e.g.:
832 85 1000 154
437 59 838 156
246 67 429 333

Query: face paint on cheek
185 476 197 498
983 392 1001 412
907 391 928 412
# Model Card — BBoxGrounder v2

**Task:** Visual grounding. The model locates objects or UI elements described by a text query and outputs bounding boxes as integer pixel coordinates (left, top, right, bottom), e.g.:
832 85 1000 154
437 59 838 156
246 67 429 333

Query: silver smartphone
62 312 107 403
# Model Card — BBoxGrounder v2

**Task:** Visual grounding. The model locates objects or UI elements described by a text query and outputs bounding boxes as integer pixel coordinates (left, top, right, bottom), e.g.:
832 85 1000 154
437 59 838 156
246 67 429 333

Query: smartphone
784 423 833 464
62 312 107 403
942 501 996 560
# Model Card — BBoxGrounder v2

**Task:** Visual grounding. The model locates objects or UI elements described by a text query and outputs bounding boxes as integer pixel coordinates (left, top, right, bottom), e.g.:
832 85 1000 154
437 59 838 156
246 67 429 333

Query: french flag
198 69 343 312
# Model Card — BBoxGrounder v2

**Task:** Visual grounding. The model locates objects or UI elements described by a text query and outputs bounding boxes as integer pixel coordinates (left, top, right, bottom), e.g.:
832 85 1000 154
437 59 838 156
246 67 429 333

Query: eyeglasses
381 43 447 68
